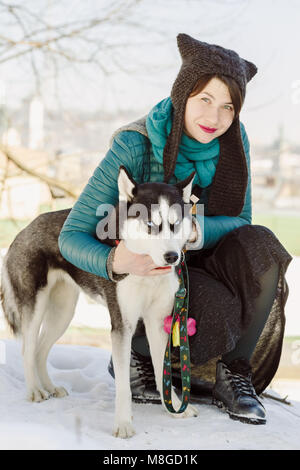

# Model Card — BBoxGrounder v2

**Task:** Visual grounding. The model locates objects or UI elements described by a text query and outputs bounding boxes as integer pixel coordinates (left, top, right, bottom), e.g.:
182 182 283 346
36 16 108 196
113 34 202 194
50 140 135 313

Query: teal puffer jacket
58 121 251 281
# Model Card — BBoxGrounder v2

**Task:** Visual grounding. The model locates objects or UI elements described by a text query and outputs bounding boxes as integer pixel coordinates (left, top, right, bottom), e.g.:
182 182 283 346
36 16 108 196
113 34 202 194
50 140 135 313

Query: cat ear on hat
177 32 258 83
244 59 258 82
176 33 205 60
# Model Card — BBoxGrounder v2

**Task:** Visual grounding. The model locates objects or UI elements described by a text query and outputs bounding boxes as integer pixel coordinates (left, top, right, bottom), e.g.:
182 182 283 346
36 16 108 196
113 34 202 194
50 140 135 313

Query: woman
58 34 293 425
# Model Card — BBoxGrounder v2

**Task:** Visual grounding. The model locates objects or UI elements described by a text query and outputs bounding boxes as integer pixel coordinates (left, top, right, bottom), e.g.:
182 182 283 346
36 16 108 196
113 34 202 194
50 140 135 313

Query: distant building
251 123 300 211
0 146 74 219
2 127 21 146
28 96 44 150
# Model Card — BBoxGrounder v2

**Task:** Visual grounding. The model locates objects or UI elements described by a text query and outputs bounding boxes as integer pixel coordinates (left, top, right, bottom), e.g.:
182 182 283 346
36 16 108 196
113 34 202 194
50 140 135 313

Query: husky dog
1 166 199 438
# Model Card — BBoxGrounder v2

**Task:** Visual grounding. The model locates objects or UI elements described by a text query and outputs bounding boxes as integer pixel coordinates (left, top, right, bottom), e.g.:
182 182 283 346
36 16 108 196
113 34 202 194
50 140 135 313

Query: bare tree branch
0 0 145 65
0 144 79 199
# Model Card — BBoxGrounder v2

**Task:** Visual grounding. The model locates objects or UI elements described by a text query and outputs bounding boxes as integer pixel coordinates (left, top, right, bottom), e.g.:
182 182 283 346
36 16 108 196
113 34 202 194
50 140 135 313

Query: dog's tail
0 253 22 336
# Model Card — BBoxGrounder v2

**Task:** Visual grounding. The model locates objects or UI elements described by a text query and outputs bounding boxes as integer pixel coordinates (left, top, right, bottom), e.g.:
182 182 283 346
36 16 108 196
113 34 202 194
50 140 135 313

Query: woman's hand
188 219 198 243
112 240 172 277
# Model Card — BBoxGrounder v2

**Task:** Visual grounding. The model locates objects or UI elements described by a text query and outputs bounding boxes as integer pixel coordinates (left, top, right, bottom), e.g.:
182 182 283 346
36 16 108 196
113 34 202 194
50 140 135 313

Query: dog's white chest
116 273 179 324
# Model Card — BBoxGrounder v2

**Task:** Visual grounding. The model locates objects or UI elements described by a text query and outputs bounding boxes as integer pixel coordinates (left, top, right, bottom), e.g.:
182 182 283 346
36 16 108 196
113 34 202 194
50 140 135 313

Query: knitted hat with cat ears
163 33 257 216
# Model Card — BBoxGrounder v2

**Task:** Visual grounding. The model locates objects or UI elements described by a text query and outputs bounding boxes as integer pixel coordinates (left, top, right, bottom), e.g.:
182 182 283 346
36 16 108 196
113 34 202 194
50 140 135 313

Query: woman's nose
205 107 219 126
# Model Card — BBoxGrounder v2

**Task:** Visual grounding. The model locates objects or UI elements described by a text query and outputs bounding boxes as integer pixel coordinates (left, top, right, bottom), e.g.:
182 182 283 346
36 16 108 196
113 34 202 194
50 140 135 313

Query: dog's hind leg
36 276 79 398
22 287 52 402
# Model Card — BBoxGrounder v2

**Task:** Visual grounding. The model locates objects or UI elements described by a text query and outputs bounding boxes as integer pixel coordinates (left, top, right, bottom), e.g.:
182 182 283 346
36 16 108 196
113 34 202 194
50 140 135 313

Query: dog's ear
174 171 196 203
118 165 137 202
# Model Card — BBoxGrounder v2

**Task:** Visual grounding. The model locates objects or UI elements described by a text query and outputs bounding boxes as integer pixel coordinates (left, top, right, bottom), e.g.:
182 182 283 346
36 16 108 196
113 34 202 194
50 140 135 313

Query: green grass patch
0 219 31 248
0 202 71 248
283 336 300 343
253 213 300 256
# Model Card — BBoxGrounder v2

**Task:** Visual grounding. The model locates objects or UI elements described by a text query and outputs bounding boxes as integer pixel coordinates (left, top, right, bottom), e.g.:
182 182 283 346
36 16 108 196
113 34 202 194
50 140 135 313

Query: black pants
133 224 292 393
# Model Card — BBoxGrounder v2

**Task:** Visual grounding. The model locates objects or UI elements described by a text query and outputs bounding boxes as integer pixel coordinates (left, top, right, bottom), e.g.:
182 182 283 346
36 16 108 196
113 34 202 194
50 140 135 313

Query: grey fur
0 166 199 437
1 209 122 333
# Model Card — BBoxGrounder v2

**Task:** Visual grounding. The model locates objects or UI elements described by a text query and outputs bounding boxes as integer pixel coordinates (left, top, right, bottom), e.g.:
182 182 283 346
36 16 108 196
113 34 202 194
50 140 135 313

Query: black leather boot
108 350 214 405
212 358 266 425
107 350 161 404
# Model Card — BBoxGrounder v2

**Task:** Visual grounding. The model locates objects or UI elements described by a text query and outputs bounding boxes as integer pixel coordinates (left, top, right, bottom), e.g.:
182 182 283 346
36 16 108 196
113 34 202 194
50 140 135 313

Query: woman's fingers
112 242 173 276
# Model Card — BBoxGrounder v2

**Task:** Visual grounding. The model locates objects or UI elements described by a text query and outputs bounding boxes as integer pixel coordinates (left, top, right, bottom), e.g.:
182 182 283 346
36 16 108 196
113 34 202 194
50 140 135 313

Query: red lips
199 125 217 134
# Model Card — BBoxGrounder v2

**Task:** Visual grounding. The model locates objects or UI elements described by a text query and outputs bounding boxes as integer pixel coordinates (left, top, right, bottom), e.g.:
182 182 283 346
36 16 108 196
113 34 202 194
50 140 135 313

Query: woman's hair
189 73 244 117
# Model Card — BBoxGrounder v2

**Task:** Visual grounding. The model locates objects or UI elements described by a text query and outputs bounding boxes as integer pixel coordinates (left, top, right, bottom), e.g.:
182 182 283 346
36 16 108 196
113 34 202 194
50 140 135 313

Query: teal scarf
146 97 220 188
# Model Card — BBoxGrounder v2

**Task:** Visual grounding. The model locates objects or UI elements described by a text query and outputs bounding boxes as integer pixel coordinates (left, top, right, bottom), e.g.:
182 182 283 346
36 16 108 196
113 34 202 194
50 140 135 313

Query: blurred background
0 0 299 400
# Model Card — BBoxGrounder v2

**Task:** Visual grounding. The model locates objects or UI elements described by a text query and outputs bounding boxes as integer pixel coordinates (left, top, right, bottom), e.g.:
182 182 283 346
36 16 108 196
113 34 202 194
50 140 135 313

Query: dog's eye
146 221 155 227
170 220 180 227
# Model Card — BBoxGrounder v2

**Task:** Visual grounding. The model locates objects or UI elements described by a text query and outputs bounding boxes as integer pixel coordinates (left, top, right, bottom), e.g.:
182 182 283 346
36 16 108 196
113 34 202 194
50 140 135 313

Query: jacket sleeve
193 122 252 250
58 132 133 281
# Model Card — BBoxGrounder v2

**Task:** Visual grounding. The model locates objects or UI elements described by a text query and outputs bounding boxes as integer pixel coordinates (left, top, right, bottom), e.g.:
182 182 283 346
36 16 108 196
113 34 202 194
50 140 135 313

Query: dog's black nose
164 251 179 264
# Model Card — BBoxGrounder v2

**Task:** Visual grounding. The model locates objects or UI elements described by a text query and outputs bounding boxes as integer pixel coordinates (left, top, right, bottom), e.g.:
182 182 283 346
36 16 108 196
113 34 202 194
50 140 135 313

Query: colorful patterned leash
162 249 191 413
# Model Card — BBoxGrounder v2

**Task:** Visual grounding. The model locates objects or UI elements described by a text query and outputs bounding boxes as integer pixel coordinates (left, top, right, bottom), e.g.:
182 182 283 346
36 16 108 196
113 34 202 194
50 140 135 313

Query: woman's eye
201 97 233 111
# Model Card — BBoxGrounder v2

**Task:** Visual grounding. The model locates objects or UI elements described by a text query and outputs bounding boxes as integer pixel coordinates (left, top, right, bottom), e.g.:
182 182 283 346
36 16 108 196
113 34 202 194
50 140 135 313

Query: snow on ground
0 339 300 451
0 250 299 450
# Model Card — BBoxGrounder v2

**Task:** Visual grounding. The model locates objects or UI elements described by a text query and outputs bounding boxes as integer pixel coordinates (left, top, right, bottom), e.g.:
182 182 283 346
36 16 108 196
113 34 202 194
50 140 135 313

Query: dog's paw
113 421 136 439
27 387 51 403
52 386 68 398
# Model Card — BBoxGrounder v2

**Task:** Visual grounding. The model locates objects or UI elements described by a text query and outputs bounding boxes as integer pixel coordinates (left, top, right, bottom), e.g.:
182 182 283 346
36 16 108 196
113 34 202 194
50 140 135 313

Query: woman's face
183 77 235 143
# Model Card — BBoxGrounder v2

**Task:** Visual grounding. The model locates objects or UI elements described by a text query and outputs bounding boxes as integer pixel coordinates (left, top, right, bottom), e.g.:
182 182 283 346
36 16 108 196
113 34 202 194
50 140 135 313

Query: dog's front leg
144 317 198 419
111 326 135 438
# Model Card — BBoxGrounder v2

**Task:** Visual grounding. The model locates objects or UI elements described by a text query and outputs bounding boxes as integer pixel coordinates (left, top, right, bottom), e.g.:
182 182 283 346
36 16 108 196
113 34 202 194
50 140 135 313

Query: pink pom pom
163 315 173 334
187 318 196 336
163 316 196 336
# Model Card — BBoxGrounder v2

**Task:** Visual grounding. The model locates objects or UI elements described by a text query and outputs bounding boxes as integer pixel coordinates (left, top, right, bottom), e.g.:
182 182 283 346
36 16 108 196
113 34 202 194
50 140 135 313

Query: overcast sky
1 0 300 146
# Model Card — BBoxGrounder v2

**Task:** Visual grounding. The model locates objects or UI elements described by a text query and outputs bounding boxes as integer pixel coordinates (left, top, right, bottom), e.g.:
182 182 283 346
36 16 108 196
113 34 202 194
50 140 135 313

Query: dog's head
108 165 199 267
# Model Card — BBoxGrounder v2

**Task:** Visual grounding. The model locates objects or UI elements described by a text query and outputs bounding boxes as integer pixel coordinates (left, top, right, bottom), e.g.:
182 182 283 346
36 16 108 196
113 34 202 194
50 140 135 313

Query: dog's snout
164 251 179 264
